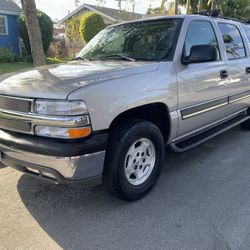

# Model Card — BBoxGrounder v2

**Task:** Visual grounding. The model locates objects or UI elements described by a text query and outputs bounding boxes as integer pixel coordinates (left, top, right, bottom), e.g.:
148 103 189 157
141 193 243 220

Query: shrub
19 10 53 54
0 48 15 63
80 12 106 43
66 16 81 57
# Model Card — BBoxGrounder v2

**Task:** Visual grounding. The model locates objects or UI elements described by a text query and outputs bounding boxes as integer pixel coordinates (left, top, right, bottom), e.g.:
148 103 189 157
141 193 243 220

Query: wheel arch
109 102 171 143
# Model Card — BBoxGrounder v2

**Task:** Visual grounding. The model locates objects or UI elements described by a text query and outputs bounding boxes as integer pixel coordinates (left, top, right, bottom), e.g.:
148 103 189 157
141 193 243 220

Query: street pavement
1 126 250 250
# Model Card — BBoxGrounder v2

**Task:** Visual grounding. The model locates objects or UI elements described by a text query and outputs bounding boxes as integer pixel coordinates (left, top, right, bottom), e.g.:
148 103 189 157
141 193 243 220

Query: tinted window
243 24 250 43
218 23 246 60
183 20 219 59
78 19 183 61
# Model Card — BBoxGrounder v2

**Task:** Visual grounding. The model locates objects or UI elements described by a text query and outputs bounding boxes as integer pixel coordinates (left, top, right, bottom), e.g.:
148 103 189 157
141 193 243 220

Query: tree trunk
161 0 167 8
175 0 179 14
21 0 46 66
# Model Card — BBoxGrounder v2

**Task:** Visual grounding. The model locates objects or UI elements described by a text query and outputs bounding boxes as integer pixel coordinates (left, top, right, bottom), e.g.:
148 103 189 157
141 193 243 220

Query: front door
174 19 229 137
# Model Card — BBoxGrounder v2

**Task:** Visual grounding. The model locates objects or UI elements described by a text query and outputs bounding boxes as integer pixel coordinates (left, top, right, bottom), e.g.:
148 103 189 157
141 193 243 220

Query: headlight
35 126 92 139
34 100 88 116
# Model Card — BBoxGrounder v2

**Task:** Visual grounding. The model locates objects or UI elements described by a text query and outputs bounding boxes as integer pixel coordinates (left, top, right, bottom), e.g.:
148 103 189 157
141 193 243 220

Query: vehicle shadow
17 127 250 250
0 163 6 169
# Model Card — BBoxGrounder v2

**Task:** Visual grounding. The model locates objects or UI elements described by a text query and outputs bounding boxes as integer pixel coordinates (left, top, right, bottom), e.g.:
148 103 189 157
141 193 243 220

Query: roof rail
193 10 220 17
193 10 250 24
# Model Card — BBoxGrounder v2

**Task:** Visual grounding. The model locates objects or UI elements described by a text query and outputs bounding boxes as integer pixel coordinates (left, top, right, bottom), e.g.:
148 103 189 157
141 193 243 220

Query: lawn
0 62 34 75
0 58 64 75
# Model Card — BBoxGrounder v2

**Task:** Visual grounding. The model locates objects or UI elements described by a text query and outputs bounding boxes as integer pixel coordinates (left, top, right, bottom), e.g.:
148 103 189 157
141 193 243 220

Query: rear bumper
0 129 108 185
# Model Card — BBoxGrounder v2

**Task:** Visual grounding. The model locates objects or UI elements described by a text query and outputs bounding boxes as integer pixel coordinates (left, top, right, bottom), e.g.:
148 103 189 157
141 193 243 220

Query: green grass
0 58 65 75
0 62 34 75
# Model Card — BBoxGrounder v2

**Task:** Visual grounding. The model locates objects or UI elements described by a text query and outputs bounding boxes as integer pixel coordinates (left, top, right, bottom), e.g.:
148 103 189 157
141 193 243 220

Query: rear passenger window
218 23 246 60
183 20 220 59
243 24 250 43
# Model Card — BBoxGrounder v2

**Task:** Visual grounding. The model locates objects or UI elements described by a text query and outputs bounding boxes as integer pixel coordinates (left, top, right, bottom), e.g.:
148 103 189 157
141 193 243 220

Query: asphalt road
1 126 250 250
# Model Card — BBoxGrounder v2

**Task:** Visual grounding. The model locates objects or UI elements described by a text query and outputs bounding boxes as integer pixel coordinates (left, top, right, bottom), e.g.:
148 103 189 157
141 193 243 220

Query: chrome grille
0 118 31 132
0 96 33 133
0 95 32 113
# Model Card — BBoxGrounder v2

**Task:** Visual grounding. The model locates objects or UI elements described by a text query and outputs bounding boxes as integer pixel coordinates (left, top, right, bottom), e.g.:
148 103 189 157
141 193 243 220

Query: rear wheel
103 119 165 201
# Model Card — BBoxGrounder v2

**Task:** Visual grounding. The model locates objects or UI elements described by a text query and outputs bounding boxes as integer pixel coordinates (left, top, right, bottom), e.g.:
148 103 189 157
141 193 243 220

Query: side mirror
181 45 218 65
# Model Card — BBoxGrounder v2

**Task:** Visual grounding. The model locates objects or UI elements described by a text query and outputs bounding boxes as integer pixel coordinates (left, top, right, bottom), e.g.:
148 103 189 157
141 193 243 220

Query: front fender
68 62 178 131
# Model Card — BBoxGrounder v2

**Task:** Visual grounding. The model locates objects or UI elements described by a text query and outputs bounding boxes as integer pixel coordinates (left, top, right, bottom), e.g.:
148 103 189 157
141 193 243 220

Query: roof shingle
0 0 21 14
58 3 143 25
86 4 143 21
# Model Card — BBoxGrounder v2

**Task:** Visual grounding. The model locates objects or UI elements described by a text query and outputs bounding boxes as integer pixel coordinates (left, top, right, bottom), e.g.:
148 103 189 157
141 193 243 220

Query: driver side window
184 20 220 60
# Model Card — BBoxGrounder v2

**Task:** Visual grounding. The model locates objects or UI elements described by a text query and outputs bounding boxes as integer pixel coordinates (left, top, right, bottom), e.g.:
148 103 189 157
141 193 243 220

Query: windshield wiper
74 56 91 62
97 54 136 62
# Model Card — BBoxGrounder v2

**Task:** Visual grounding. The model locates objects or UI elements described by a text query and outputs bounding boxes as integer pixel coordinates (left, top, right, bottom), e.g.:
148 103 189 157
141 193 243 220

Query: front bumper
0 129 108 186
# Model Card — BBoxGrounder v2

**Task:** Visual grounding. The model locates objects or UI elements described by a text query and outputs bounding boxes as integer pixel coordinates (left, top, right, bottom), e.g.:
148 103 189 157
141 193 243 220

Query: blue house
0 0 21 57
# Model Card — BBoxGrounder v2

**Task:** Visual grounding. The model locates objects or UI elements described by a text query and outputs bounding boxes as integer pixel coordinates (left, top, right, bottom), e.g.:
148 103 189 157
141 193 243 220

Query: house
57 3 144 27
55 4 143 57
0 0 22 57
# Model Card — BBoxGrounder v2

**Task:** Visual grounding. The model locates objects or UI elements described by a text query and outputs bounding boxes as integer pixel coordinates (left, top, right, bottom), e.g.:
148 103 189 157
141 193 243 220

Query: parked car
0 14 250 201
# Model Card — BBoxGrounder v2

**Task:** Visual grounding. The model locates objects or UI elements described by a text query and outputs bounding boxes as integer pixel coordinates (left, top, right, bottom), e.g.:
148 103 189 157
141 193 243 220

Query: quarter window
218 23 246 60
183 20 220 59
0 15 7 35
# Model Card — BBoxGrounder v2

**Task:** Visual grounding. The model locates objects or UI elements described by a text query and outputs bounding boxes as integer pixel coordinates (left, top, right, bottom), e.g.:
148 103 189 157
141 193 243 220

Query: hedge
80 12 106 43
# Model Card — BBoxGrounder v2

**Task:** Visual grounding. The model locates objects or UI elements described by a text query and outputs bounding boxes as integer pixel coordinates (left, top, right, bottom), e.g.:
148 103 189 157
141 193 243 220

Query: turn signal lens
35 126 92 139
67 127 91 139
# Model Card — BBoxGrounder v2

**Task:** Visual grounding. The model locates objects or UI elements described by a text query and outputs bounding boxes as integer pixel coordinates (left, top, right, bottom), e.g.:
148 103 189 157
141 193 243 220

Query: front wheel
103 119 165 201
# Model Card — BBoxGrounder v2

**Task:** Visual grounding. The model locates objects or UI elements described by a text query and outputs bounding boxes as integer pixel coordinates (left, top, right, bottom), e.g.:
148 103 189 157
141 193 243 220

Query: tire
241 119 250 130
103 119 165 201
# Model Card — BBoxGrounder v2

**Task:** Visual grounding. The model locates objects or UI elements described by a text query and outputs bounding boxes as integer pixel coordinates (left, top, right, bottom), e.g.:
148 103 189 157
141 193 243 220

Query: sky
34 0 162 21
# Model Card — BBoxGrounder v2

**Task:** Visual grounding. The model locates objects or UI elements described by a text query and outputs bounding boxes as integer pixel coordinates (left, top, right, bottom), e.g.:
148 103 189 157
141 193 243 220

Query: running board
170 115 250 153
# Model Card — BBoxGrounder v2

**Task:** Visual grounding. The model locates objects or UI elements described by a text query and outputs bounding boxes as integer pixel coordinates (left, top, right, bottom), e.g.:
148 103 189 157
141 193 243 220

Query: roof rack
193 10 250 24
194 10 220 17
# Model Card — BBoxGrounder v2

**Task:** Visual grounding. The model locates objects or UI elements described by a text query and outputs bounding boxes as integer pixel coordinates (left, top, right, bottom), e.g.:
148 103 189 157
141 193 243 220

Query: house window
0 15 8 35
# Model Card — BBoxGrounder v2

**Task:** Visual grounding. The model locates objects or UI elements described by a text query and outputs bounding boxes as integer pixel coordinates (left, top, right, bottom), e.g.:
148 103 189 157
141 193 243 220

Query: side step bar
170 115 250 153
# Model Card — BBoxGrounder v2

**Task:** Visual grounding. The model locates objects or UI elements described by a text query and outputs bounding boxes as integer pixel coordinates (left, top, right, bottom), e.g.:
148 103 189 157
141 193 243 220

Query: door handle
220 70 228 79
246 67 250 74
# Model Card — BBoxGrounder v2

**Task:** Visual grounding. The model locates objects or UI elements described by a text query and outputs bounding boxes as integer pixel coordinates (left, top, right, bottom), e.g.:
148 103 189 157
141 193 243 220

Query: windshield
77 19 183 62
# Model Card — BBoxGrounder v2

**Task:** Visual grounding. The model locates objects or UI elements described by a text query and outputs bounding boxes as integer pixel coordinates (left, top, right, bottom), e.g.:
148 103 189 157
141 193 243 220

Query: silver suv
0 14 250 200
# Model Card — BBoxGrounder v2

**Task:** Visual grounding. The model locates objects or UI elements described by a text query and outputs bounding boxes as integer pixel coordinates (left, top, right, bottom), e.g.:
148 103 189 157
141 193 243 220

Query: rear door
218 22 250 112
174 18 229 137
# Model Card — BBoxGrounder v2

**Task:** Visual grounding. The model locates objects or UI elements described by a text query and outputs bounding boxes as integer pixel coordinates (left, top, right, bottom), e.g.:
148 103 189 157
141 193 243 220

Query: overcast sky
34 0 162 21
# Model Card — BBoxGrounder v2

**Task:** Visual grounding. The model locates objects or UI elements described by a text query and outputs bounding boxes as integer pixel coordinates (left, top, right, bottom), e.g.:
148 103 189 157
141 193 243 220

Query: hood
0 61 159 99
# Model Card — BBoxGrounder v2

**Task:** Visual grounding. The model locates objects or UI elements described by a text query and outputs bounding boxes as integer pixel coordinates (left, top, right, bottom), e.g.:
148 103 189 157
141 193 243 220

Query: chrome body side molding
180 90 250 120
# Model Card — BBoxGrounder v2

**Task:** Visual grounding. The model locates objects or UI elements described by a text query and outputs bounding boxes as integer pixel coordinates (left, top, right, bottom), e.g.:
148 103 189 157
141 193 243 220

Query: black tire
241 119 250 129
103 119 165 201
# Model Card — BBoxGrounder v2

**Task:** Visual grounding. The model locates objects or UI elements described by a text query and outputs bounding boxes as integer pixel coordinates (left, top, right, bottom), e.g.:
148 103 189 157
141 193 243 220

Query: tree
80 12 106 44
19 10 53 55
65 16 81 57
221 0 250 20
20 0 45 66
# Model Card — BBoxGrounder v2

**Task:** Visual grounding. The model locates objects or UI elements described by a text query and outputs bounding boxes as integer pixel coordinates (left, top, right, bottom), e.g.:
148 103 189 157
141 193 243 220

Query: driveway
1 126 250 250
